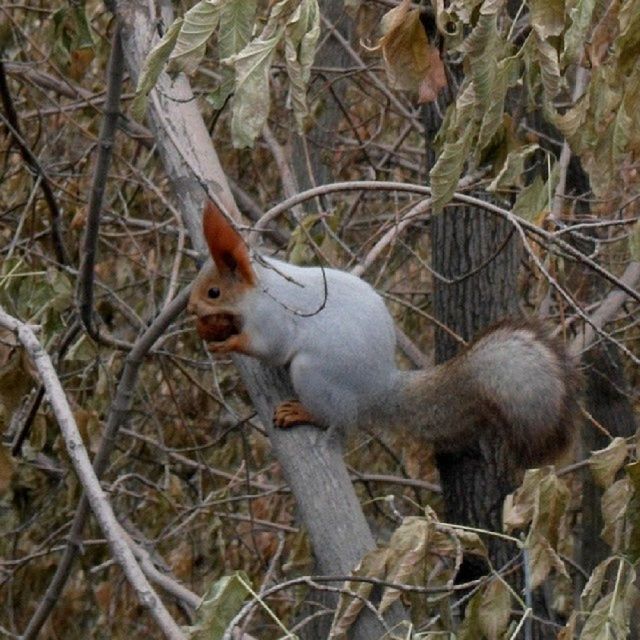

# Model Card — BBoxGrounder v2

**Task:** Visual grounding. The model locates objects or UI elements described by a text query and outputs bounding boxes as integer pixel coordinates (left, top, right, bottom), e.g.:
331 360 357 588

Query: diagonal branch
0 308 186 640
570 261 640 357
113 1 408 637
20 287 190 640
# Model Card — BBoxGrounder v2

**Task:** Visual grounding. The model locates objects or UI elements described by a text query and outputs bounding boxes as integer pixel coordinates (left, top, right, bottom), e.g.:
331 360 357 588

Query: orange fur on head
202 201 255 285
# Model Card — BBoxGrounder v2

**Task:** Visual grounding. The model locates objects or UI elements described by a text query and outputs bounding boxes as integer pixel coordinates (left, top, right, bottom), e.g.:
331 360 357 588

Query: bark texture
431 201 523 575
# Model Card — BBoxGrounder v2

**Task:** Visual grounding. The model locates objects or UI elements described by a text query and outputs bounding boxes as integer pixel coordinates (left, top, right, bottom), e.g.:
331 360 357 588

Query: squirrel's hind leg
273 401 322 430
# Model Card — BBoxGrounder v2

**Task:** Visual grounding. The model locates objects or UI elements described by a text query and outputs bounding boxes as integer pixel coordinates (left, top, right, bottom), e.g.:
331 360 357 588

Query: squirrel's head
188 201 256 343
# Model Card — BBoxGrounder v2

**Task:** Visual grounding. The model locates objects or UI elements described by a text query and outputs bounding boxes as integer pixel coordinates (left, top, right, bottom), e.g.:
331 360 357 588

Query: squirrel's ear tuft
202 201 255 285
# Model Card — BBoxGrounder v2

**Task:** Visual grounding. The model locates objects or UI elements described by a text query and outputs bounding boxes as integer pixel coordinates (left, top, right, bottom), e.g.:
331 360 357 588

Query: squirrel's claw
273 401 320 429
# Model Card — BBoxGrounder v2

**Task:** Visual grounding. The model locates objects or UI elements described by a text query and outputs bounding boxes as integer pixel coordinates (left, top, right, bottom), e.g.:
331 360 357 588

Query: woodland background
0 0 639 638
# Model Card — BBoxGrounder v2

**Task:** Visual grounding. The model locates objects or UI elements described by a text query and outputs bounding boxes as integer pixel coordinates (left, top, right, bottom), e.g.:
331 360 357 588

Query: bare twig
569 261 640 356
253 181 640 305
550 67 589 222
262 124 304 220
0 62 69 265
2 60 152 143
124 530 201 610
11 319 80 455
77 23 128 347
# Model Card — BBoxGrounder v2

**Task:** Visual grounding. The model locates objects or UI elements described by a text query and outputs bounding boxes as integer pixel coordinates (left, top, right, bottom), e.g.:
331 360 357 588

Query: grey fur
225 258 578 464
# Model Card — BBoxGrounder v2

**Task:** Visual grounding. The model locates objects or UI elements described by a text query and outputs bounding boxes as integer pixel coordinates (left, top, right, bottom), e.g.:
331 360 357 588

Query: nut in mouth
196 313 242 342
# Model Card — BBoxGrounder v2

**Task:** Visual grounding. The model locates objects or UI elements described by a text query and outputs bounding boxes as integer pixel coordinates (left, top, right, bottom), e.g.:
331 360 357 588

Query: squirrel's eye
207 287 220 299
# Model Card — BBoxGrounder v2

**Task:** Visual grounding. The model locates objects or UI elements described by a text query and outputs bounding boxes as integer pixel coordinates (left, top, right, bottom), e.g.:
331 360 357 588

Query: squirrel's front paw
206 332 251 355
273 401 320 429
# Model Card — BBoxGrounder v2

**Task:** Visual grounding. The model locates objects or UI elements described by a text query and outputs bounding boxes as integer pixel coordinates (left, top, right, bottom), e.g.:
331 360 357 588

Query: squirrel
188 201 579 465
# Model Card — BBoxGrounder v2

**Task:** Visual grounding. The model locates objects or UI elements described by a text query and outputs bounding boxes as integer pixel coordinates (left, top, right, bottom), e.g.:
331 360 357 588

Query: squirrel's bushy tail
395 321 580 465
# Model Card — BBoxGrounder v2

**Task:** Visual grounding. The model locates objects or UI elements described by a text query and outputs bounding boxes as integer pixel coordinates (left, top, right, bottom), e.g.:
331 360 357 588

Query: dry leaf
587 0 621 68
374 0 447 104
0 444 14 494
478 579 511 640
589 437 629 488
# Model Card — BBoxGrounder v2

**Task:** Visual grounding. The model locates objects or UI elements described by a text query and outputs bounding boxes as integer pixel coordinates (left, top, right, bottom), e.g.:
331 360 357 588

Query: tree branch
0 308 186 640
570 260 640 357
76 22 133 350
20 287 190 639
114 1 407 636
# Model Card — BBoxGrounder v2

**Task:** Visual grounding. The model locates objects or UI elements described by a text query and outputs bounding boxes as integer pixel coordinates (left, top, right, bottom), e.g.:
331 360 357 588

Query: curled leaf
330 548 388 639
589 437 629 488
375 0 447 103
600 477 632 550
132 18 183 120
488 143 539 191
529 0 566 40
169 0 223 76
283 0 320 129
208 0 258 109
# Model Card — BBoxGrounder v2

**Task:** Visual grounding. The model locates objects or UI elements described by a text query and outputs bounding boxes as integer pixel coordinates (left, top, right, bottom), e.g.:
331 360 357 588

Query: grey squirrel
188 201 579 465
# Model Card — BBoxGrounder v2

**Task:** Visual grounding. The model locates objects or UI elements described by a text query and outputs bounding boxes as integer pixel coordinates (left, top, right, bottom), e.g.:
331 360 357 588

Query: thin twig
77 23 126 344
569 261 640 357
11 318 80 455
0 62 69 265
550 67 589 222
252 181 640 304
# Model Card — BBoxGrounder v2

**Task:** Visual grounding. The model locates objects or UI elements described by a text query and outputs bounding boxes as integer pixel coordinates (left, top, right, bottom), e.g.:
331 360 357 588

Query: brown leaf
589 437 629 488
381 517 431 613
581 557 617 610
69 47 95 81
0 443 14 494
600 477 632 550
69 207 87 231
587 0 621 68
557 612 577 639
168 539 193 580
504 467 552 532
73 408 101 455
526 531 569 589
330 547 388 639
376 0 447 103
418 45 448 103
478 579 511 640
0 328 36 416
531 471 570 545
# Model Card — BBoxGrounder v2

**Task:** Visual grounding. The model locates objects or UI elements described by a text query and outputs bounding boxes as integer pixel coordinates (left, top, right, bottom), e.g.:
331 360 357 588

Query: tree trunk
430 200 523 575
116 2 407 637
